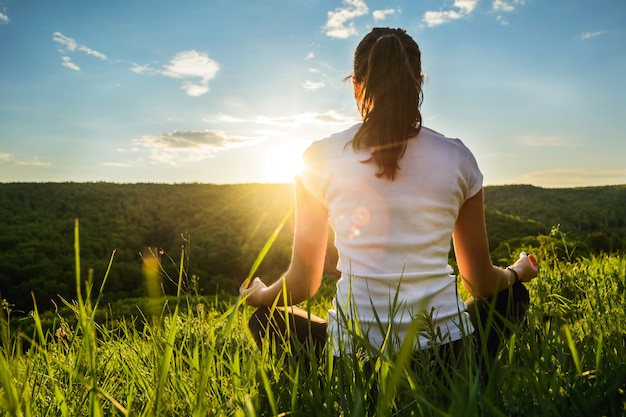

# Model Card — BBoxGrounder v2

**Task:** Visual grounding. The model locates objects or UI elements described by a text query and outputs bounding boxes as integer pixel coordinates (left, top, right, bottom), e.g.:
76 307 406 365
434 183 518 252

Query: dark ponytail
350 28 423 180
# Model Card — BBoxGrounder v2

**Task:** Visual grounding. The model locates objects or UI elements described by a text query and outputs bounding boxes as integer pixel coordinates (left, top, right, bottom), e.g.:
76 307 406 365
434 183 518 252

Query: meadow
0 223 625 416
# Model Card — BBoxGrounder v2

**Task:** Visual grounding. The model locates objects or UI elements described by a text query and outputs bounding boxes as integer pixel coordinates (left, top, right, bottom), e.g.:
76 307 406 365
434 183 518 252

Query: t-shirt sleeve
297 140 329 206
457 139 483 201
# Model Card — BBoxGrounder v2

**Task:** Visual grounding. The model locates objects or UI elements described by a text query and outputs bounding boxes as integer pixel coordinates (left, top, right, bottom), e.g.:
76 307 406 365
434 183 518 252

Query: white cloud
52 32 107 69
130 63 152 74
323 0 369 39
493 0 514 12
132 50 220 97
423 0 478 26
61 56 80 71
422 0 478 27
0 153 13 162
492 0 524 24
216 114 245 123
0 11 9 23
373 8 397 22
496 15 509 25
302 80 326 91
305 52 315 60
133 129 254 164
53 32 78 51
162 50 219 81
181 81 209 97
581 31 606 40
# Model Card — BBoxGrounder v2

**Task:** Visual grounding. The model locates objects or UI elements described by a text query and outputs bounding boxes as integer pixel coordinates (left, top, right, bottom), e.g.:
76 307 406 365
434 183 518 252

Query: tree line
0 182 624 313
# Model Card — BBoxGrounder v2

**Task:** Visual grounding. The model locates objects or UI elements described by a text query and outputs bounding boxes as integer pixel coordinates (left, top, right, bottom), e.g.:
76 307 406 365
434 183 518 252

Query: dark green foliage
0 183 295 312
1 182 625 315
483 184 626 251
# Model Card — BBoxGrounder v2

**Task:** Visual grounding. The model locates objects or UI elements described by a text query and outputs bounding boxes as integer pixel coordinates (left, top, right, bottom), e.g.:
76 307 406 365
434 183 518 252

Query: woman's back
300 123 483 351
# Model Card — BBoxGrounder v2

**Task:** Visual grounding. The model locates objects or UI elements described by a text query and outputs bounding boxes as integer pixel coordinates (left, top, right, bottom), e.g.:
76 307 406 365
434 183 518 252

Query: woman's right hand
509 252 539 283
239 277 269 307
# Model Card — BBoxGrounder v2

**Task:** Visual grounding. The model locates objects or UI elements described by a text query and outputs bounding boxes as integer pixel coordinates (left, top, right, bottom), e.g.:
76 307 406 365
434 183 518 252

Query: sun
262 140 310 183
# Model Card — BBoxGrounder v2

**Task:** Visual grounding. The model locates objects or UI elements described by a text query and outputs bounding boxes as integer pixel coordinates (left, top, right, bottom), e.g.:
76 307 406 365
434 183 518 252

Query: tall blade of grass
376 317 421 417
73 219 104 417
563 325 582 375
90 249 116 322
242 394 258 417
153 245 186 413
290 362 299 411
595 333 603 372
30 295 69 417
0 349 22 417
259 366 278 416
74 218 84 313
225 209 293 334
243 209 293 287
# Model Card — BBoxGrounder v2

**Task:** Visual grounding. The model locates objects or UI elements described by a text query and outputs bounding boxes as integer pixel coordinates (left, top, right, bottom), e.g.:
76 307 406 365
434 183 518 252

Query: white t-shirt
299 123 483 354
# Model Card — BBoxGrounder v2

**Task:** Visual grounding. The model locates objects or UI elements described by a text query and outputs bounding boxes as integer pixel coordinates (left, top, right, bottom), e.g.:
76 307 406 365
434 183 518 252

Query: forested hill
483 184 626 255
0 182 625 312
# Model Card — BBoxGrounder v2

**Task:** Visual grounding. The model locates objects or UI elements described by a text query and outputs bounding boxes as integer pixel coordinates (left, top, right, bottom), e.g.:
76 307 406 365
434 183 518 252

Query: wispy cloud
0 11 9 24
302 80 326 91
215 114 245 123
581 30 606 40
1 153 51 166
16 159 52 167
324 0 369 39
61 56 80 71
255 111 357 127
52 32 107 71
423 0 478 27
519 168 626 188
492 0 525 25
423 0 522 27
101 162 131 167
130 50 220 97
132 129 254 164
373 8 398 22
219 111 358 128
492 0 521 12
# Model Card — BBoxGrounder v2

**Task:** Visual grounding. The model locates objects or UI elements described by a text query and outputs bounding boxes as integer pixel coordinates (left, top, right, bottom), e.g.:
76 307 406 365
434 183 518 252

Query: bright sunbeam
262 140 311 183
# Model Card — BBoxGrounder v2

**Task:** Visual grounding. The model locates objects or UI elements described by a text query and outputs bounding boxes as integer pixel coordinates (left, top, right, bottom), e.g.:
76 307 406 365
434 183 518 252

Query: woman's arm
453 189 538 298
241 178 329 307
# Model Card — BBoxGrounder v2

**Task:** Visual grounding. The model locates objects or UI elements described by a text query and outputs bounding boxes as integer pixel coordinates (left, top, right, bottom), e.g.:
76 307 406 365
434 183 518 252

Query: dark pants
248 281 530 365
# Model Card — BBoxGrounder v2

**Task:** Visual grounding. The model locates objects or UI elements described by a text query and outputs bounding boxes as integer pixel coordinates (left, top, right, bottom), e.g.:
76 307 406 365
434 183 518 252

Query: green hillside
0 182 624 312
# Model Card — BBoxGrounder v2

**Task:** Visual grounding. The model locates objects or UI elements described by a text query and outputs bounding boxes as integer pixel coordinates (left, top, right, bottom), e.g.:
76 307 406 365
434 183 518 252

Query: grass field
0 225 624 416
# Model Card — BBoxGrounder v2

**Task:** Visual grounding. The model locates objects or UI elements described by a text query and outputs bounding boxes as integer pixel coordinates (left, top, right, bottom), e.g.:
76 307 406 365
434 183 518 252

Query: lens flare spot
348 206 370 239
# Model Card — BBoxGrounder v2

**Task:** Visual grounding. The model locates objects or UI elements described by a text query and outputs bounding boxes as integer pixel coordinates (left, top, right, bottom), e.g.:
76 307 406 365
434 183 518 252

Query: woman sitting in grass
240 27 538 369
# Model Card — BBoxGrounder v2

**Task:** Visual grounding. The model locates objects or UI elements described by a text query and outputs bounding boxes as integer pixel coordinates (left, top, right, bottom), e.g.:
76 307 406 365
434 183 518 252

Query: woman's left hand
239 277 268 307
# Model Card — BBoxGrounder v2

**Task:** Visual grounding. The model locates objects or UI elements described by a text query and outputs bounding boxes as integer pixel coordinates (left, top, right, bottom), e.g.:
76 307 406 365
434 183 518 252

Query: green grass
0 221 625 416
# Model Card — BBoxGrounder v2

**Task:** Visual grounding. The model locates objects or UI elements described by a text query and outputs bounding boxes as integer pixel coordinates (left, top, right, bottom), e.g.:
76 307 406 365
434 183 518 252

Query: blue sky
1 0 624 187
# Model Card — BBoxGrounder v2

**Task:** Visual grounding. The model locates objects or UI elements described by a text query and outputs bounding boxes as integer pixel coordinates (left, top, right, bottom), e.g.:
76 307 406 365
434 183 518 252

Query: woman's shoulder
303 123 361 161
419 126 475 155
